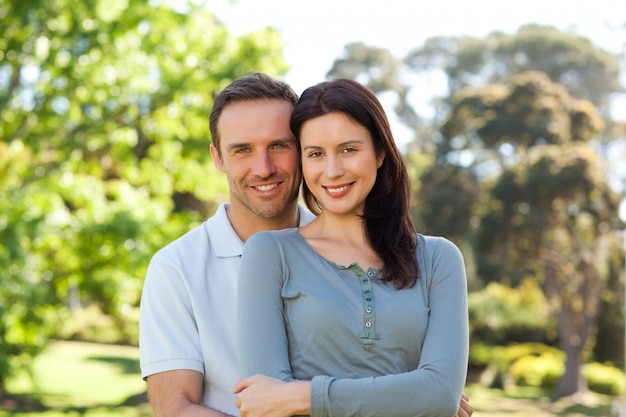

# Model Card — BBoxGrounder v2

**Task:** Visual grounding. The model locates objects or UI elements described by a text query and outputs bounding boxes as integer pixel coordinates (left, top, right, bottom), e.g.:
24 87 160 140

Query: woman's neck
299 214 382 270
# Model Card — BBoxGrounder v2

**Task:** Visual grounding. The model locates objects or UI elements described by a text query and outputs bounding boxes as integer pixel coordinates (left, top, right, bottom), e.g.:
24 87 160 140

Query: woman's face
300 111 384 217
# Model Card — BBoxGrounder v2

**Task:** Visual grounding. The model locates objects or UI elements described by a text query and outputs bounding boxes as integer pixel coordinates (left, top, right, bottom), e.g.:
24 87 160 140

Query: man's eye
235 148 250 154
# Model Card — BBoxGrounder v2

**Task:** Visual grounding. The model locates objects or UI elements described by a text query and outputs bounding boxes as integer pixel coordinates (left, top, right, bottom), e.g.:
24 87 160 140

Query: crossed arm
235 234 472 417
233 375 474 417
146 370 473 417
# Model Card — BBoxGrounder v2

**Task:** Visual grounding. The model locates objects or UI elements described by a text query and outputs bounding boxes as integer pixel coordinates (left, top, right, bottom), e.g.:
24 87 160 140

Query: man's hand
456 392 474 417
234 374 310 417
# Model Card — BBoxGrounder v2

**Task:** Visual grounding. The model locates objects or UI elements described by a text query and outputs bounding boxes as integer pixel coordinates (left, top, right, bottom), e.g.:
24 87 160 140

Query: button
365 321 372 328
366 308 372 313
368 271 374 277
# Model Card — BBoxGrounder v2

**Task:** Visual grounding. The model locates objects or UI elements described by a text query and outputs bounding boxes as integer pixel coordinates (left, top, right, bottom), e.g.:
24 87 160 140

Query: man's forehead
222 98 293 115
218 100 294 147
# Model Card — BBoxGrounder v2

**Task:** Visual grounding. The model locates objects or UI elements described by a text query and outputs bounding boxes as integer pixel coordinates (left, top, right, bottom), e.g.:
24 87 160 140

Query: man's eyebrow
226 141 251 151
225 137 296 151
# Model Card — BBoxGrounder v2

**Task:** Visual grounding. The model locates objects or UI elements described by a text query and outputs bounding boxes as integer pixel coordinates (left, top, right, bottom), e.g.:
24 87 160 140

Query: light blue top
238 229 469 417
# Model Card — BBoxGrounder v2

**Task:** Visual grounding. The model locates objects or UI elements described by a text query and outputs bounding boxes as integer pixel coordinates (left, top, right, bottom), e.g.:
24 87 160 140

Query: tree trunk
543 245 601 398
554 306 589 397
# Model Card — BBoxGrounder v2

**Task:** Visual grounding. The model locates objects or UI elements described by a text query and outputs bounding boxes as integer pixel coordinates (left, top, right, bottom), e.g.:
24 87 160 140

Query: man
139 72 474 417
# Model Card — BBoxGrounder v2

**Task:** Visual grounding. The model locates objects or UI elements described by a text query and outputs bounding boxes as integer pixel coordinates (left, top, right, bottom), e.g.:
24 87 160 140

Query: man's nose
252 151 276 178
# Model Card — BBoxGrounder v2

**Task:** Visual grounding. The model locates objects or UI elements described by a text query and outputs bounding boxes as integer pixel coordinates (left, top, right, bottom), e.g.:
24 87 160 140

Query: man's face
211 99 301 221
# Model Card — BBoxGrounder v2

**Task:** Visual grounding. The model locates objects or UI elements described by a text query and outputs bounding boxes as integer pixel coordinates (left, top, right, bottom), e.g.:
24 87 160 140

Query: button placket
357 269 380 351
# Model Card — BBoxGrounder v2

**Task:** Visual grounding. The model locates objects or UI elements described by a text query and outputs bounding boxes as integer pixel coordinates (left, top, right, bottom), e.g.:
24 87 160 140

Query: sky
208 0 626 94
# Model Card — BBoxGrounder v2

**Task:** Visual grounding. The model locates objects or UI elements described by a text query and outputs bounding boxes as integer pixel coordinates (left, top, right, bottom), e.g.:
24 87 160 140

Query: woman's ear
376 150 386 169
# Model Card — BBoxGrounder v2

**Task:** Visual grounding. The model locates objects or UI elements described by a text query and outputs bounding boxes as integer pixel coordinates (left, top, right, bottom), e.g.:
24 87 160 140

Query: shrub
510 352 564 389
584 362 625 396
472 342 564 389
475 344 625 395
468 279 557 346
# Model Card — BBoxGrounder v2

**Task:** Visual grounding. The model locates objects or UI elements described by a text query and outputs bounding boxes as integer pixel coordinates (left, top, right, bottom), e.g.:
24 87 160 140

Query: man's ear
210 143 225 173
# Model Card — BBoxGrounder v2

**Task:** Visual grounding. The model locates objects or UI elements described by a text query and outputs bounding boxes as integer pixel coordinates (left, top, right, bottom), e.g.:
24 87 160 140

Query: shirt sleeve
310 236 469 417
237 231 295 382
139 253 205 378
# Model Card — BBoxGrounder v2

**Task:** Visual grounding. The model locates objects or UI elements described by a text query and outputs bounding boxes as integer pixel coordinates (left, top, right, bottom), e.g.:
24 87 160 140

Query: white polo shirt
139 202 314 416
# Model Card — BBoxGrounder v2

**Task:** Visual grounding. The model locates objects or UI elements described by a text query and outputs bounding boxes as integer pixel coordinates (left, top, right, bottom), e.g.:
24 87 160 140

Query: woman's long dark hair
291 79 418 288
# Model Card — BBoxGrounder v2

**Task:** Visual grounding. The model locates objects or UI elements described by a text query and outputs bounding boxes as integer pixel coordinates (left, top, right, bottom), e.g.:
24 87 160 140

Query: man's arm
147 370 234 417
141 253 233 417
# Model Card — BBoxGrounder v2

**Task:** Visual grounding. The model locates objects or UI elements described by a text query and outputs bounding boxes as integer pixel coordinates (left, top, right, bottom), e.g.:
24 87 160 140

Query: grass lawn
465 384 618 417
1 340 151 417
0 340 620 416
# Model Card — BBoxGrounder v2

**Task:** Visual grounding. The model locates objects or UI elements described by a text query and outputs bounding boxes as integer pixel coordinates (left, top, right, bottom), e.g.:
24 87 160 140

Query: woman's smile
323 183 353 197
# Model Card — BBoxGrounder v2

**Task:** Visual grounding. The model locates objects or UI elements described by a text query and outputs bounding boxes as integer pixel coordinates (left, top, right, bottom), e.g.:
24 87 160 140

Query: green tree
0 0 288 392
443 71 624 397
405 24 622 111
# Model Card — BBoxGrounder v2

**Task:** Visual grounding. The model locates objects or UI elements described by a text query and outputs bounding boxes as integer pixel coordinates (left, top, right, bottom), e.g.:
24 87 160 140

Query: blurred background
1 0 625 415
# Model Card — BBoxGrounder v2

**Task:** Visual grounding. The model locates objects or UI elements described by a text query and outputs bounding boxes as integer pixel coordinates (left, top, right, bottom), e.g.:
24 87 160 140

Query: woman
235 79 469 417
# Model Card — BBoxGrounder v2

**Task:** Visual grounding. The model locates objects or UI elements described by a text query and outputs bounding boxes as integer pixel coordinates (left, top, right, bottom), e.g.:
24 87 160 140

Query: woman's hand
456 392 474 417
234 374 310 417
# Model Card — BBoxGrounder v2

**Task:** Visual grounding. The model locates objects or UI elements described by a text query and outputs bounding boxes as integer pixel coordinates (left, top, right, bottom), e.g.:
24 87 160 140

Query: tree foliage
441 71 605 162
444 71 623 397
405 24 622 110
0 0 288 392
416 163 480 241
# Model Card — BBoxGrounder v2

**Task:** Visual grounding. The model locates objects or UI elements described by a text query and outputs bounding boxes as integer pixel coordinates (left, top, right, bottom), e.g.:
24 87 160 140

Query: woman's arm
237 232 295 382
236 232 309 417
309 237 469 417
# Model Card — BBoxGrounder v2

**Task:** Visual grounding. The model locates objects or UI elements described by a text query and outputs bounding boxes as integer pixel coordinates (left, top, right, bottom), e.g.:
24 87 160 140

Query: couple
139 72 471 417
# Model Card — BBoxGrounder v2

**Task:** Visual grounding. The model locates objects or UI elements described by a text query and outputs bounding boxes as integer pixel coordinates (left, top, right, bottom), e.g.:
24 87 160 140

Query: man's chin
252 199 297 220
